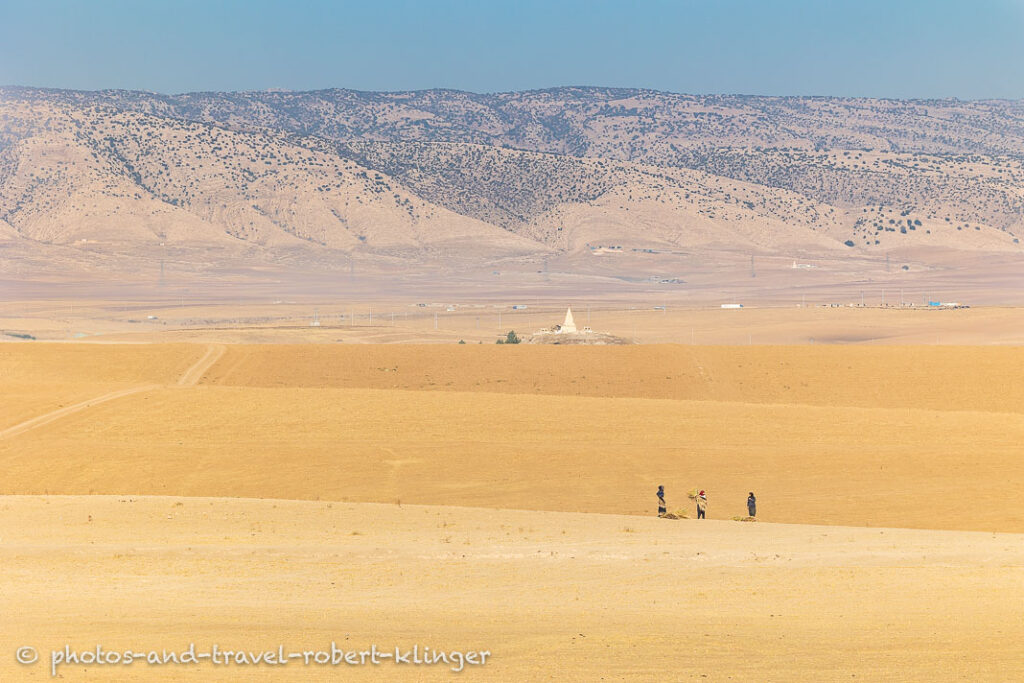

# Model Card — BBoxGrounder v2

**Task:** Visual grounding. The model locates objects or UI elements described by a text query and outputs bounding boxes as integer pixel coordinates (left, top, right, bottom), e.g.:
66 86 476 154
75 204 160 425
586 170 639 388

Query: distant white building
527 307 624 344
532 306 589 336
558 307 577 334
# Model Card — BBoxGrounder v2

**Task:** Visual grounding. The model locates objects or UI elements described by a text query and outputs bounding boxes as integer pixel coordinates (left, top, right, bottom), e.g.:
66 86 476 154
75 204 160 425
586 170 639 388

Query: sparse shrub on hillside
5 88 1024 259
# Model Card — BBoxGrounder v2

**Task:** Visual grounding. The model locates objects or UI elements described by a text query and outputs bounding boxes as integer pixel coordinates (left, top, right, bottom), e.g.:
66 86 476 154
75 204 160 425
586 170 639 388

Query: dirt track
176 344 226 386
0 384 160 440
0 344 221 440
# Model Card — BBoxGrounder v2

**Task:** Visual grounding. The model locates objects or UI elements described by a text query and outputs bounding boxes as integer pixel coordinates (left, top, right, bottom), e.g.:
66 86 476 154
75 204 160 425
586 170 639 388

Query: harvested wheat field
0 343 206 432
3 343 1024 530
2 342 1023 680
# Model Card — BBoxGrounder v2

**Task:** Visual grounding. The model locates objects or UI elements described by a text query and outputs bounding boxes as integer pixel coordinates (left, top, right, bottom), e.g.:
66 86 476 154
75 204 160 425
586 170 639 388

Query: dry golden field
0 344 205 432
2 342 1024 529
1 341 1023 680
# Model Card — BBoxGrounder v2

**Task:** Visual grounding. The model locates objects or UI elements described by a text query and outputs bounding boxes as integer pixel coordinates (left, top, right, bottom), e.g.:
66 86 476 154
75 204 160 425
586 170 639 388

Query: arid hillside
332 139 1023 252
2 86 1023 287
0 97 541 263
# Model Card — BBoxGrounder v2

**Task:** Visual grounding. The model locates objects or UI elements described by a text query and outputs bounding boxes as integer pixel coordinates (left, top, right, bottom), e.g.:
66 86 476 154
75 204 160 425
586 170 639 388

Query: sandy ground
1 496 1021 682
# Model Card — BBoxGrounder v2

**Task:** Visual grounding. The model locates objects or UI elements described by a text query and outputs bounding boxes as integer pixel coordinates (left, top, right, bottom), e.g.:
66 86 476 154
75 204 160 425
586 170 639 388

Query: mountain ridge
2 86 1022 285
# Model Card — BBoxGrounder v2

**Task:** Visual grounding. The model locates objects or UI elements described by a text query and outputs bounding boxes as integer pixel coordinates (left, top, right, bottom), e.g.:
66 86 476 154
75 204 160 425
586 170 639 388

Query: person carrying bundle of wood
696 490 707 519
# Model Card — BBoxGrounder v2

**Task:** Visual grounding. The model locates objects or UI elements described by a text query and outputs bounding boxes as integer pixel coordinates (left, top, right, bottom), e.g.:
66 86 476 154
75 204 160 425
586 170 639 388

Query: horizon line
1 84 1021 104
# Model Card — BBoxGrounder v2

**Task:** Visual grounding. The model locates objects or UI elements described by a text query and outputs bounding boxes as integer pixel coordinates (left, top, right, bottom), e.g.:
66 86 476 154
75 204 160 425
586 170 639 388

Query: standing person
657 486 666 517
696 490 707 519
747 492 757 518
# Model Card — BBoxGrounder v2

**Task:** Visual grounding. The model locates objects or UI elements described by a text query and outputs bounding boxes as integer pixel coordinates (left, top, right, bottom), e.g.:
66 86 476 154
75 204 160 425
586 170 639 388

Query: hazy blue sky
1 0 1023 98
